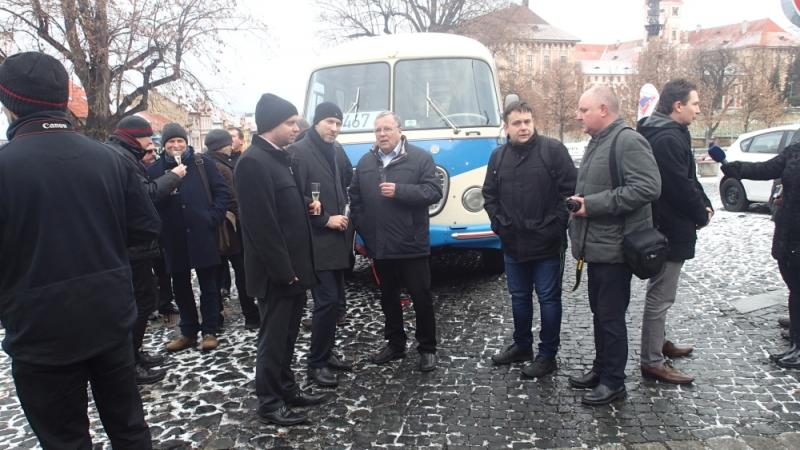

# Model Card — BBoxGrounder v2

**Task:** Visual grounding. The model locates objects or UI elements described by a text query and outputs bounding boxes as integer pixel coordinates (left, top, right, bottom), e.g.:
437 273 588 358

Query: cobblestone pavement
2 177 800 449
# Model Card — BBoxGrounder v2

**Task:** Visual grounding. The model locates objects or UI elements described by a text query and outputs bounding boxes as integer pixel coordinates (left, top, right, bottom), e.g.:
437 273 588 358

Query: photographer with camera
482 101 577 378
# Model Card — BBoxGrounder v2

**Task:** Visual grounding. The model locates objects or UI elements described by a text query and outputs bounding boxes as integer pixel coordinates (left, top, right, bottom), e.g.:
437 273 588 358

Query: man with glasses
106 115 186 384
349 111 442 372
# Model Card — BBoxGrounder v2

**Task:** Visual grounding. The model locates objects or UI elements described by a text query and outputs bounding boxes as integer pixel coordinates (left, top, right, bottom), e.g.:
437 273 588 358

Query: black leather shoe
257 405 307 426
770 344 798 362
137 350 165 369
135 364 166 385
308 367 338 387
779 316 791 328
521 356 557 378
569 370 600 389
327 353 353 371
286 389 330 407
777 349 800 369
581 384 626 406
491 344 533 365
419 352 437 372
370 345 406 365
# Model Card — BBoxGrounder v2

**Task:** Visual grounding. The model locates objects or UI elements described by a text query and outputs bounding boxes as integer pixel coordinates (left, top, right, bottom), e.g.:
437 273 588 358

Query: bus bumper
429 225 501 250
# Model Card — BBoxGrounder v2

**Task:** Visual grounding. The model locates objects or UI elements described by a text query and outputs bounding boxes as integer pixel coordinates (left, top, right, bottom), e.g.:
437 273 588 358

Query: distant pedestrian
637 79 712 384
483 101 577 378
0 51 160 449
235 93 327 426
349 111 443 372
567 86 661 405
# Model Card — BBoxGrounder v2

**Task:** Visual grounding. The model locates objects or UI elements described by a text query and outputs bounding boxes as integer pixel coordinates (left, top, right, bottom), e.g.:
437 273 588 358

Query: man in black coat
106 115 186 384
0 52 159 449
349 111 443 372
482 101 577 378
289 102 355 387
146 123 230 352
637 79 712 384
235 93 327 426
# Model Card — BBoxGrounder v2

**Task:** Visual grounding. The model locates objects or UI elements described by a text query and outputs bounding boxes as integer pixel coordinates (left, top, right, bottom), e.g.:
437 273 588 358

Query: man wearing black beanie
235 93 327 426
106 114 187 385
0 52 158 449
289 101 354 388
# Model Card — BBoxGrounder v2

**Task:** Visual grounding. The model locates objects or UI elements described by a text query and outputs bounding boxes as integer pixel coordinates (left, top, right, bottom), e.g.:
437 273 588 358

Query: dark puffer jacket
637 112 712 261
723 144 800 262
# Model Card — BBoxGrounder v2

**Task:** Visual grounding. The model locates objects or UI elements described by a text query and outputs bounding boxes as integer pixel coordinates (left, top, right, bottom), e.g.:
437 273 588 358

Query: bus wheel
481 249 505 274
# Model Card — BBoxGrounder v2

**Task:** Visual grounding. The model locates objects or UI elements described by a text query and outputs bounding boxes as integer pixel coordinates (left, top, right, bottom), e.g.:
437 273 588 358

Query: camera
565 198 581 213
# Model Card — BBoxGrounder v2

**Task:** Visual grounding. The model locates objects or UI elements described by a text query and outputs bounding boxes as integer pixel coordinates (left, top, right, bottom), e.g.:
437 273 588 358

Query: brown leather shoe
165 335 197 352
641 362 694 384
200 334 218 351
662 340 693 358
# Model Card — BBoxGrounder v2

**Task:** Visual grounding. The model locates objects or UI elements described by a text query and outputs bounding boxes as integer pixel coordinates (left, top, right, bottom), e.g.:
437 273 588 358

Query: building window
672 30 677 40
672 6 679 16
560 55 567 64
543 55 550 70
527 53 533 71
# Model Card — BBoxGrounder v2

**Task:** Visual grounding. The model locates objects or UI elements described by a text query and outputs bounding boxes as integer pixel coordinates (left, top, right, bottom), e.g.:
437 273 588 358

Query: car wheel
481 249 505 274
720 178 749 212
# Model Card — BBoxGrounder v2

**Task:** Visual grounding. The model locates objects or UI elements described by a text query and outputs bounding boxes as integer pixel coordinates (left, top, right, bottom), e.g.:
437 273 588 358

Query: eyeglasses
374 127 397 134
144 149 156 154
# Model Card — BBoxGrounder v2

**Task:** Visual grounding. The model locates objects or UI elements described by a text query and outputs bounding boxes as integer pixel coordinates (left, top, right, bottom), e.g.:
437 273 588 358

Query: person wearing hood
349 111 443 372
636 79 712 385
288 102 355 387
205 129 259 330
0 51 159 449
482 101 577 378
106 115 186 385
146 123 230 353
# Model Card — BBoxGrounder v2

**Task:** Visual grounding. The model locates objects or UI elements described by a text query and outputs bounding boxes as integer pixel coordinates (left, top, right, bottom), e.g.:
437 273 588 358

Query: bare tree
316 0 507 39
738 52 786 132
0 0 261 139
631 38 688 92
689 48 738 143
534 61 582 141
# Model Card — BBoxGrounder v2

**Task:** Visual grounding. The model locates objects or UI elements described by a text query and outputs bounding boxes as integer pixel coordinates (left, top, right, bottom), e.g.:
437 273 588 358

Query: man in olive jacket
567 86 661 406
235 93 326 427
482 101 577 378
349 111 442 372
289 102 354 387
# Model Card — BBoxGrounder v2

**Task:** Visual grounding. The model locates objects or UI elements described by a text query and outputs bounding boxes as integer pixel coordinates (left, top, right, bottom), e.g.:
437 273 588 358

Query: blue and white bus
303 33 506 272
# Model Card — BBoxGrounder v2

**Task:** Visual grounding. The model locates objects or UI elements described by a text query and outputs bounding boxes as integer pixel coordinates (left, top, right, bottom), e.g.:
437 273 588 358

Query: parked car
718 124 799 211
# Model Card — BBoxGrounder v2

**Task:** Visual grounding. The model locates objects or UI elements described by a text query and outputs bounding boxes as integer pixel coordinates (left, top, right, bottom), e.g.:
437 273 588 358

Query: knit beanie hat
161 123 188 145
255 93 297 134
113 115 153 150
313 102 343 125
0 52 69 117
204 129 233 152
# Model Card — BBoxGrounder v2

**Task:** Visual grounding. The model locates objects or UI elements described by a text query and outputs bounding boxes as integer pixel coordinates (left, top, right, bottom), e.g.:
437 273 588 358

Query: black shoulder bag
609 127 669 280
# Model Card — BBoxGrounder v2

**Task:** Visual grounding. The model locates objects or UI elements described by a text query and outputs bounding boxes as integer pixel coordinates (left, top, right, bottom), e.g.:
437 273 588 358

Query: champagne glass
175 153 182 166
310 182 321 215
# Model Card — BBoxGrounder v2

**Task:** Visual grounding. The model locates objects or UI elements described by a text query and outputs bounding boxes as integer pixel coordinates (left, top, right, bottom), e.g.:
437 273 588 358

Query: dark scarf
308 127 336 172
508 131 539 156
108 134 145 160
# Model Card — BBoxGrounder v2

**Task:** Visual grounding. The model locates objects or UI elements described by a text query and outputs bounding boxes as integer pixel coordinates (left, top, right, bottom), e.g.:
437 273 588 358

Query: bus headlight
462 187 484 212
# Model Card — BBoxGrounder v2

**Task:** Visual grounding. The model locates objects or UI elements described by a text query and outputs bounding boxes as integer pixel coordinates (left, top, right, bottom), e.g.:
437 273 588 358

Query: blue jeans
504 254 563 358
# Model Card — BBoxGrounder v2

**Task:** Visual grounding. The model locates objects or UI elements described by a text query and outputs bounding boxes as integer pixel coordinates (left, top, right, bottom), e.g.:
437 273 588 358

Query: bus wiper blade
345 87 361 114
426 94 461 135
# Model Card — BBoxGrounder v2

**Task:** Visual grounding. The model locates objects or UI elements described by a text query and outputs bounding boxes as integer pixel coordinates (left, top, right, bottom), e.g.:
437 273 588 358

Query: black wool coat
0 111 161 365
638 112 711 261
482 133 577 262
234 136 317 298
146 146 230 272
288 129 354 271
349 139 442 260
208 150 242 255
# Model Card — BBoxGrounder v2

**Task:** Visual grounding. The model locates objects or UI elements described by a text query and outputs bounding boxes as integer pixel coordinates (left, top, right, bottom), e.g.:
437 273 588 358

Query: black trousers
130 259 158 358
374 257 437 354
172 267 221 337
779 257 800 346
309 270 345 368
217 253 259 323
153 256 174 311
255 290 305 413
587 262 633 389
11 336 151 450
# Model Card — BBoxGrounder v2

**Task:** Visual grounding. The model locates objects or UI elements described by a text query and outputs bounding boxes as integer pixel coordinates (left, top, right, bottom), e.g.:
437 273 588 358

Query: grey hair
376 111 402 128
588 85 620 114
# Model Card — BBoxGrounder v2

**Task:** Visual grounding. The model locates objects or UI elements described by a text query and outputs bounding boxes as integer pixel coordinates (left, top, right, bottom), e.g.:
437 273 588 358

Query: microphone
707 145 727 164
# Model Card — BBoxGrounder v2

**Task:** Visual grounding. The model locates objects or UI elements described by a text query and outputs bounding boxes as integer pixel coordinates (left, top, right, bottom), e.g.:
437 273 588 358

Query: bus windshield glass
394 58 500 130
305 62 390 133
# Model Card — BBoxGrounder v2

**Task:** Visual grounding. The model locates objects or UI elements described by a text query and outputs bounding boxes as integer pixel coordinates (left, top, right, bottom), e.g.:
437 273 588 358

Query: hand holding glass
310 182 321 215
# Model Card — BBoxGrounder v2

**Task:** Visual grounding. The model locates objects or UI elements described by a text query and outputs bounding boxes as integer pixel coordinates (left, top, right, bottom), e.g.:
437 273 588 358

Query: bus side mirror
504 94 519 109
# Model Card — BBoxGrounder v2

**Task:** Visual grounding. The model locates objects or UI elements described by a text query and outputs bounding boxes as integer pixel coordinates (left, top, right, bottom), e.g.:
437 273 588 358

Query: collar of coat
208 149 235 170
371 135 408 167
252 135 293 165
7 111 74 140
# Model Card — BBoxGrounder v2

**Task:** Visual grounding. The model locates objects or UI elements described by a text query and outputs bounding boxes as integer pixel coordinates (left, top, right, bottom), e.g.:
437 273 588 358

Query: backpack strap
193 153 213 205
608 126 634 188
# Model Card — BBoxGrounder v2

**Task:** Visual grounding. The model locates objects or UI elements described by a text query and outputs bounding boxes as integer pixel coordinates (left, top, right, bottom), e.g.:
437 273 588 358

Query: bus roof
310 33 495 70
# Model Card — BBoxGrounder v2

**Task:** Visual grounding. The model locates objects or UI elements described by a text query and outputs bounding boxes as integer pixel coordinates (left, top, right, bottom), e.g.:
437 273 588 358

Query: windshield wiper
425 83 460 135
344 87 361 115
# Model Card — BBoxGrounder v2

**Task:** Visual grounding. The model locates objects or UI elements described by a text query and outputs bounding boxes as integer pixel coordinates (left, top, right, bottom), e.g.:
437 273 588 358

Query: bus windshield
394 58 500 130
305 62 390 133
